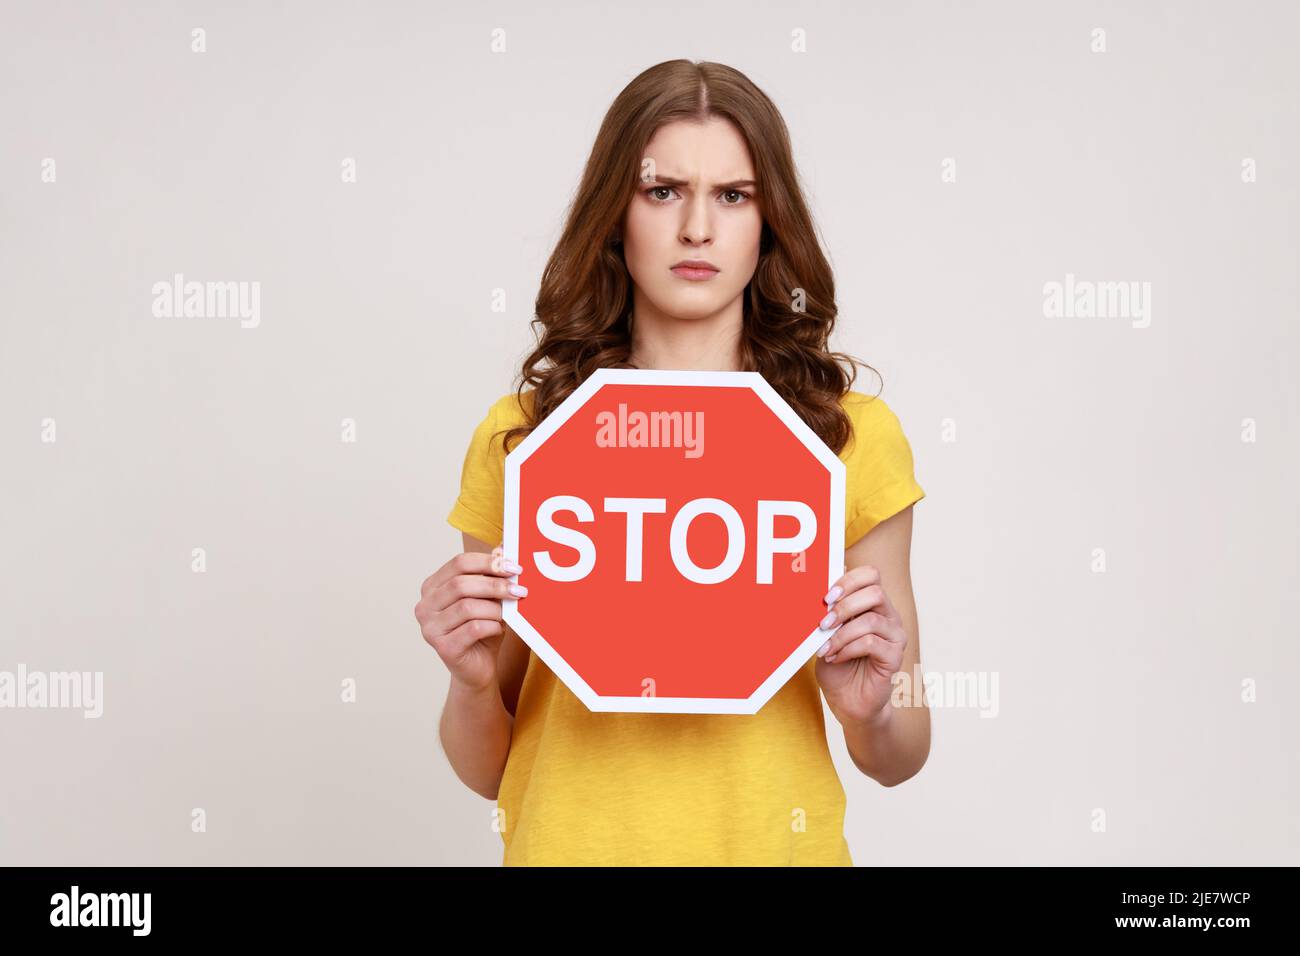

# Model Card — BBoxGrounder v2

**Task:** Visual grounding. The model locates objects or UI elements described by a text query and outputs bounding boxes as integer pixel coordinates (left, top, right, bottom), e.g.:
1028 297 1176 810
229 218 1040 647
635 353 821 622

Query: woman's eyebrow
650 175 757 190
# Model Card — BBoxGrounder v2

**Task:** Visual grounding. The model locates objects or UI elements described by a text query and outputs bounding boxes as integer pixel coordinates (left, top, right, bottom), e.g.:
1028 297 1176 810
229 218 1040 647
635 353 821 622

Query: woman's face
621 117 764 323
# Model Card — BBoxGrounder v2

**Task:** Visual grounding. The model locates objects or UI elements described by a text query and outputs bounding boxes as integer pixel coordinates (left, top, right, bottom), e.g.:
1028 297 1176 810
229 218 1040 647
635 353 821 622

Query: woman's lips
670 266 720 281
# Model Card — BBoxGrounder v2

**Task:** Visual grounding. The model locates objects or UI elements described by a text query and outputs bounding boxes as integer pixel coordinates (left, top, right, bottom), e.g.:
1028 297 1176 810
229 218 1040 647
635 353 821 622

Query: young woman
415 59 929 866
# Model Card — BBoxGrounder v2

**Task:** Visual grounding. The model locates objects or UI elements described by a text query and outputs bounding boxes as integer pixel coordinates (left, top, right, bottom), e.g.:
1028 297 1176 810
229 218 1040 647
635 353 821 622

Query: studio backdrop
1 0 1296 865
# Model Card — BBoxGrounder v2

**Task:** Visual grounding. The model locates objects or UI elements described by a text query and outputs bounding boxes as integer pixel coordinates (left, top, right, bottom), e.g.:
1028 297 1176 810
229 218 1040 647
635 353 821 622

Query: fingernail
508 583 528 597
816 640 831 657
824 586 842 605
819 611 837 630
503 560 523 574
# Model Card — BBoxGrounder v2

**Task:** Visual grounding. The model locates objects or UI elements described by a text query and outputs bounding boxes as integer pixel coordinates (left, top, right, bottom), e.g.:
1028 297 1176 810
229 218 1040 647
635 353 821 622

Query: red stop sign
502 368 845 714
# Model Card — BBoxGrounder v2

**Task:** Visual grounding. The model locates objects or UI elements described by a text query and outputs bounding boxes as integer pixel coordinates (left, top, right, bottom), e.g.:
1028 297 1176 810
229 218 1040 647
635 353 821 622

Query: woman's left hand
813 564 907 725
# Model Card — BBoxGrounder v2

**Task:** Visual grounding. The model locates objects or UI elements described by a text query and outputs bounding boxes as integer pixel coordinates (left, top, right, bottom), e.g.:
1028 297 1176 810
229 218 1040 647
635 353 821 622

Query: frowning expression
622 117 764 321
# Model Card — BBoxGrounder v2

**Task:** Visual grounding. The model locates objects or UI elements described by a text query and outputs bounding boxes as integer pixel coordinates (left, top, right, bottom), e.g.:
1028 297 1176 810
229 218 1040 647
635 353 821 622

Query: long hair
500 59 878 456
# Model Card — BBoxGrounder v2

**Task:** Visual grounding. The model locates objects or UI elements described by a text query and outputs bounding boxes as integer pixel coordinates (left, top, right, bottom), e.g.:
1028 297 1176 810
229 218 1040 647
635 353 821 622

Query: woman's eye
646 186 752 204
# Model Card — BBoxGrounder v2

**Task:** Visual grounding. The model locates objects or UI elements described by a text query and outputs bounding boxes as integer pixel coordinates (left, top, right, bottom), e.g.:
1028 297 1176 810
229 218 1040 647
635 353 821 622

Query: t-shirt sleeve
446 398 509 546
843 395 926 546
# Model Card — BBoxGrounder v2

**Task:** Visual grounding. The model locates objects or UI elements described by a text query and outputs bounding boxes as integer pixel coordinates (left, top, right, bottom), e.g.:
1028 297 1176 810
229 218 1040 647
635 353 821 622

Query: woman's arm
432 533 517 800
439 677 513 800
825 507 932 786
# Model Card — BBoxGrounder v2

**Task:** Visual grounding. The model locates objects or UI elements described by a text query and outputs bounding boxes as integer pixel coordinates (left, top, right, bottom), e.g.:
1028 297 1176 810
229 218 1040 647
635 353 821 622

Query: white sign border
502 367 847 715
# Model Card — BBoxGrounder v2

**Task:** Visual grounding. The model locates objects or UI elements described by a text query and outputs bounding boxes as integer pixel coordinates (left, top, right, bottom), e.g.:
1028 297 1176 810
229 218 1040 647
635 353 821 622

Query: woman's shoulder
836 389 916 462
485 388 536 429
836 389 925 537
839 388 905 431
839 387 894 411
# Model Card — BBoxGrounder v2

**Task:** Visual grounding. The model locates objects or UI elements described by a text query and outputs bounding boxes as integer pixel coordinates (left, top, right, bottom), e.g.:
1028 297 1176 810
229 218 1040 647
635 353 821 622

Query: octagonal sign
502 368 845 714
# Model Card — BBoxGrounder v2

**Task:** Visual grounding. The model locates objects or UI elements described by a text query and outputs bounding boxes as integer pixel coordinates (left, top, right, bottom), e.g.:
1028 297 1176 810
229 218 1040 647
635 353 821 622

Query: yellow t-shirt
446 387 925 866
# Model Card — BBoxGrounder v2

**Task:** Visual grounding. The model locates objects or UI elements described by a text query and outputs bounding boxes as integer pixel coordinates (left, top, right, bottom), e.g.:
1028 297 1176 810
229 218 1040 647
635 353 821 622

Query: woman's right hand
414 545 527 693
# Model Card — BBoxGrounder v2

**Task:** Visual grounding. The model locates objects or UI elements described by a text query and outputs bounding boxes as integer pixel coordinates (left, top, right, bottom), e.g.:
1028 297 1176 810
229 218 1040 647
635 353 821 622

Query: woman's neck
626 302 745 372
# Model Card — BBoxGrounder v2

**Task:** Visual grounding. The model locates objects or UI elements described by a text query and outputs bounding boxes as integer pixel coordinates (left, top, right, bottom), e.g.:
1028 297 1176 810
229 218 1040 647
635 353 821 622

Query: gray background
1 0 1296 865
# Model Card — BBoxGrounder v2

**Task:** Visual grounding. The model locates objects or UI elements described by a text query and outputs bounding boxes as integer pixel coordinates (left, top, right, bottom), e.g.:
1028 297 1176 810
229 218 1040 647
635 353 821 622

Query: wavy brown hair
500 58 879 456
